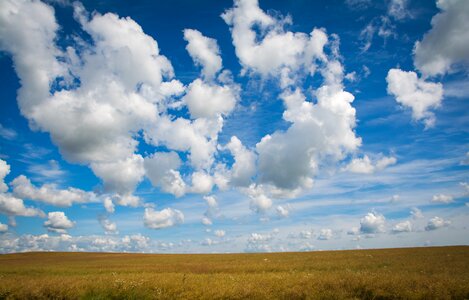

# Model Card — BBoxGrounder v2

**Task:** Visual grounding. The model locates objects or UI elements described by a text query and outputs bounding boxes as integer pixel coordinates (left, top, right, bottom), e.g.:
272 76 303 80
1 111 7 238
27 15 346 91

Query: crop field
0 246 468 299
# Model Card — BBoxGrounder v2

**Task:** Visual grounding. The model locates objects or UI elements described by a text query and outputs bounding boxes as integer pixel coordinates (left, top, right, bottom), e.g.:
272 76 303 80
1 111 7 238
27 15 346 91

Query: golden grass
0 246 468 299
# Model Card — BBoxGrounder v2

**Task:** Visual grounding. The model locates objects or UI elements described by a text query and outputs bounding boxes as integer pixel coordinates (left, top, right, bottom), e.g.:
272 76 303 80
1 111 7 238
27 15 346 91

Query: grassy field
0 246 468 299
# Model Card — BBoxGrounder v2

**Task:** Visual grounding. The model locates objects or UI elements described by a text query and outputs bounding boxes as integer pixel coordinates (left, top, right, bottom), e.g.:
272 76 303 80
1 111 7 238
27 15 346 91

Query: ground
0 246 468 299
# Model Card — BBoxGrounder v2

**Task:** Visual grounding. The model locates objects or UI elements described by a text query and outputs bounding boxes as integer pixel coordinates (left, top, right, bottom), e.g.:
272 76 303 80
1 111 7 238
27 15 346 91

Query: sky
0 0 468 253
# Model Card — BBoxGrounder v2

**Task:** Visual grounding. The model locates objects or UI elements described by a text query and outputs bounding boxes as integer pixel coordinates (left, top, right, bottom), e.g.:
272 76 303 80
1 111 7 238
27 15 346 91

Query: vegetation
0 246 468 299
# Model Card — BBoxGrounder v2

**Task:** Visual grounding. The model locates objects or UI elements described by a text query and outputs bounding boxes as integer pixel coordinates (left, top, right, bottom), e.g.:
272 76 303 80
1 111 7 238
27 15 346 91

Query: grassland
0 246 468 299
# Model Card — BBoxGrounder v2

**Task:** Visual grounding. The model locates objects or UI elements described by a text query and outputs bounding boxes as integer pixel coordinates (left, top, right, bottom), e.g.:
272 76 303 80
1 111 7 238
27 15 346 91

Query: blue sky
0 0 468 253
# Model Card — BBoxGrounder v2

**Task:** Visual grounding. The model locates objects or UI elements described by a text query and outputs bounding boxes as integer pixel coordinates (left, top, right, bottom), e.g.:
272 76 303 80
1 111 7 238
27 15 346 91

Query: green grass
0 246 468 299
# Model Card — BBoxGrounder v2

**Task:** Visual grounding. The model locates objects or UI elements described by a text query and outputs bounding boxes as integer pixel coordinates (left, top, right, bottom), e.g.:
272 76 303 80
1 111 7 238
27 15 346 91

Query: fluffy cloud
388 0 411 20
0 159 10 193
245 232 273 252
0 222 8 232
223 136 256 187
144 152 185 197
410 207 424 219
360 212 386 234
0 193 44 217
103 197 115 214
276 205 289 218
344 155 396 174
183 79 238 119
222 0 328 80
183 29 222 79
11 175 97 207
0 0 182 201
214 230 225 237
98 215 118 235
386 68 443 128
392 220 412 233
425 216 451 231
431 194 453 204
143 207 184 229
44 211 75 233
414 0 469 76
317 229 333 240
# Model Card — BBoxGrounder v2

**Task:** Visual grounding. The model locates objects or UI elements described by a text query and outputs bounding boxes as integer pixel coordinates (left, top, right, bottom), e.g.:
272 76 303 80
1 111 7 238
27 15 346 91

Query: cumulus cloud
0 222 8 233
11 175 98 207
103 197 115 214
144 152 185 197
425 216 451 231
98 215 118 235
344 155 396 174
222 0 329 80
414 0 469 76
391 220 412 233
245 232 273 252
0 0 181 201
410 207 424 219
317 228 333 240
183 79 238 119
386 68 443 128
222 136 256 187
360 212 386 234
460 152 469 166
183 29 222 79
143 207 184 229
276 205 289 218
0 159 11 193
431 194 453 204
0 193 44 217
44 211 75 233
214 230 225 237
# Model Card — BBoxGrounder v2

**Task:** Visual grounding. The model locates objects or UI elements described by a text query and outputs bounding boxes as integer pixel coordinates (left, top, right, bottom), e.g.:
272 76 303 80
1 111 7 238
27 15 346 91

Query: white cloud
461 182 469 194
391 220 412 233
388 0 411 20
201 216 212 226
183 29 222 79
214 230 225 238
410 207 424 219
90 155 145 204
103 197 115 214
276 205 289 218
360 212 386 234
0 124 17 141
145 115 222 170
0 159 10 193
0 0 185 200
222 0 328 80
386 68 443 128
414 0 469 77
245 185 273 213
143 207 184 229
183 79 238 119
425 216 451 231
190 171 214 194
11 175 97 207
317 228 333 240
0 193 44 217
245 232 273 252
223 136 256 187
0 222 8 233
144 151 184 197
344 155 396 174
431 194 453 204
98 215 118 235
44 211 75 233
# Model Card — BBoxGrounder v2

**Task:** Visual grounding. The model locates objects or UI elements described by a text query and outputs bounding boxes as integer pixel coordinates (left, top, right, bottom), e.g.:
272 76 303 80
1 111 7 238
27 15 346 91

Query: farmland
0 246 468 299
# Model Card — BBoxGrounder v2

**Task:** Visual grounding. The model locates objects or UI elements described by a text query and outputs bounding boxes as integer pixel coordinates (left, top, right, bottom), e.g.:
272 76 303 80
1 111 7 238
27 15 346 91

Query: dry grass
0 246 468 299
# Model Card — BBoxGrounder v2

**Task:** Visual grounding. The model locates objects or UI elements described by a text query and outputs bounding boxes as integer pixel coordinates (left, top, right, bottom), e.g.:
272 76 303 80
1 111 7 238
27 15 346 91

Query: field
0 246 468 299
